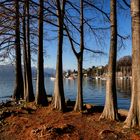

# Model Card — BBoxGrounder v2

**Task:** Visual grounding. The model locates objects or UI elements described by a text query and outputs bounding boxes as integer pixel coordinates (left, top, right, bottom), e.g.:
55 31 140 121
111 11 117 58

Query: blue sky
43 0 131 71
0 0 131 70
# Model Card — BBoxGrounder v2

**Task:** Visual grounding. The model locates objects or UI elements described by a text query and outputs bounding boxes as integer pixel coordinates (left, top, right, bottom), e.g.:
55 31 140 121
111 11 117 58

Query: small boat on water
101 77 106 80
33 77 37 80
95 76 101 80
119 76 129 80
119 77 123 80
86 76 94 80
67 76 75 80
50 77 56 80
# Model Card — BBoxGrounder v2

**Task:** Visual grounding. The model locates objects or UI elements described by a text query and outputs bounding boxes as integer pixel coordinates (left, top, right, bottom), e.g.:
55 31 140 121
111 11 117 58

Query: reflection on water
116 79 131 109
116 79 131 96
0 76 131 109
45 78 131 109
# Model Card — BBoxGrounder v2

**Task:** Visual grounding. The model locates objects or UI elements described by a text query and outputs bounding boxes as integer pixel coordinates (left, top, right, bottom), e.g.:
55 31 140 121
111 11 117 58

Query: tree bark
13 0 24 100
22 1 28 101
100 0 118 120
23 0 35 102
124 0 140 128
36 0 48 106
74 0 84 112
74 55 83 111
51 0 66 112
25 0 35 102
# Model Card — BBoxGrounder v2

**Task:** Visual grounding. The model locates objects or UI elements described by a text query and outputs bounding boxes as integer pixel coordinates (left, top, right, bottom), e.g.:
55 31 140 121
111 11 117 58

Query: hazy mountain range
0 64 56 78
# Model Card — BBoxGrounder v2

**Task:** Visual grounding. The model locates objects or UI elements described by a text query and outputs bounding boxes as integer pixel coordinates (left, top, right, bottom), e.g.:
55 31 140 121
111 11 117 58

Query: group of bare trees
0 0 140 128
100 0 140 128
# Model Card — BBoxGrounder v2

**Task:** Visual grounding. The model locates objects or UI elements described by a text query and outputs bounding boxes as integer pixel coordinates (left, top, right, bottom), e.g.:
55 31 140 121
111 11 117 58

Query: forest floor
0 101 140 140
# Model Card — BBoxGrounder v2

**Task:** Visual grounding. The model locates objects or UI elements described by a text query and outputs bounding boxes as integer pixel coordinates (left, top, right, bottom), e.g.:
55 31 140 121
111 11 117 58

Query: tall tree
23 0 35 102
65 0 104 111
36 0 48 105
13 0 24 100
23 0 28 101
124 0 140 128
100 0 118 120
51 0 66 111
74 0 84 111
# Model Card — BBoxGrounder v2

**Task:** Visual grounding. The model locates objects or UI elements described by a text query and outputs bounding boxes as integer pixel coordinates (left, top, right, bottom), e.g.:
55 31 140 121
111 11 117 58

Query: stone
85 104 93 110
99 130 118 140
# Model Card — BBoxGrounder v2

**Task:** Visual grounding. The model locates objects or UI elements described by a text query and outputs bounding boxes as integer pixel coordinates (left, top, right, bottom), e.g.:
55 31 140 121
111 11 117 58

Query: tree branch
122 0 130 8
84 47 105 54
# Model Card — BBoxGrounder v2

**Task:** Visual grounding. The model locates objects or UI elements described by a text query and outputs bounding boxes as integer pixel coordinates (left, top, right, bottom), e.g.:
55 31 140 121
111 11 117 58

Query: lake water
0 74 131 109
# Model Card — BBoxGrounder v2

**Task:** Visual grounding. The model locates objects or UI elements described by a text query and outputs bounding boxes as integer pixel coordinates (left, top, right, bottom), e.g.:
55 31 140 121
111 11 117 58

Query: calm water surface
0 74 131 109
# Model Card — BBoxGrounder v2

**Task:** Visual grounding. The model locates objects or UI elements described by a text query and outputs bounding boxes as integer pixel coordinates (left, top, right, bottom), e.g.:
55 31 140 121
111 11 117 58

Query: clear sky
3 0 126 70
42 0 131 71
0 0 131 70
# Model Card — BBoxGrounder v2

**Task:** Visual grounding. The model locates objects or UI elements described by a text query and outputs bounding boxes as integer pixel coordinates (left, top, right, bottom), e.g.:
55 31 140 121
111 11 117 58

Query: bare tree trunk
74 0 84 112
22 1 28 100
51 0 66 111
36 0 48 105
23 0 34 102
13 0 24 100
25 0 34 102
74 56 83 111
124 0 140 128
100 0 118 120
